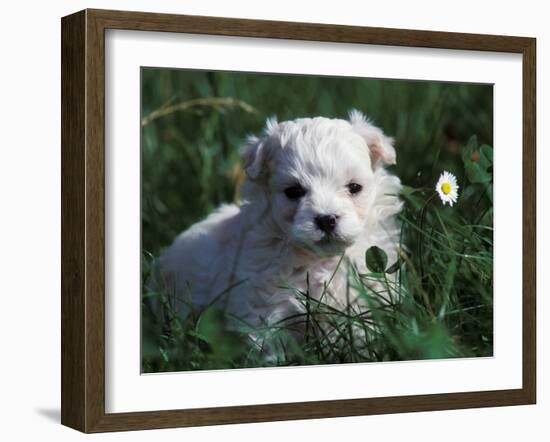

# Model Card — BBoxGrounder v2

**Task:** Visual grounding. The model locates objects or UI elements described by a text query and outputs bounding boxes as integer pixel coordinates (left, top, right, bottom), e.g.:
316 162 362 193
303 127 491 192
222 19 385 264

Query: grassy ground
141 68 493 372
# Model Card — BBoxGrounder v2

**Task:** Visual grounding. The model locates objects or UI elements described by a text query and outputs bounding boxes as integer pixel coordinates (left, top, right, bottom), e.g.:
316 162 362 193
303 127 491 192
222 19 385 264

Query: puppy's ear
349 109 396 168
240 135 267 180
240 117 279 180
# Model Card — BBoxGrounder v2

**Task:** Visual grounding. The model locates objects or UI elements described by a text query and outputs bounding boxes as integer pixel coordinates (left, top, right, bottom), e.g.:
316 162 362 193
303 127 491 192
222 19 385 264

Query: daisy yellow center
441 182 452 195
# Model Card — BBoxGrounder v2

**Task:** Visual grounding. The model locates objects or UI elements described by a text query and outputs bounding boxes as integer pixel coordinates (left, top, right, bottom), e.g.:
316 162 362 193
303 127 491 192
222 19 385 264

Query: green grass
140 68 493 373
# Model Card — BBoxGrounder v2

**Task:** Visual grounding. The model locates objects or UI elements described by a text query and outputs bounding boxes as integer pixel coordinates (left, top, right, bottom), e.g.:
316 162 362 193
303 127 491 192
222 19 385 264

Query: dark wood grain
522 38 536 403
84 9 108 432
90 389 531 432
89 8 532 52
61 10 86 431
61 8 537 433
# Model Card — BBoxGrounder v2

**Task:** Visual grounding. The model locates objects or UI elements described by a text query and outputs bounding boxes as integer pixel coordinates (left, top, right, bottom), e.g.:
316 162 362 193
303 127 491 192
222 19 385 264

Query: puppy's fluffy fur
157 111 402 333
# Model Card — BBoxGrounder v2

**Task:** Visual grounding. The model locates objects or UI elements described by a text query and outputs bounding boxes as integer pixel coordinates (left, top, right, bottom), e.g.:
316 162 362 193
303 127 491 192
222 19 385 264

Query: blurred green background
141 68 493 372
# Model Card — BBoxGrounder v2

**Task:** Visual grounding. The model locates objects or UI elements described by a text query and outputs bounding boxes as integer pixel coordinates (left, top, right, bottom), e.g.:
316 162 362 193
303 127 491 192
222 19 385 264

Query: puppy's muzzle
314 214 338 234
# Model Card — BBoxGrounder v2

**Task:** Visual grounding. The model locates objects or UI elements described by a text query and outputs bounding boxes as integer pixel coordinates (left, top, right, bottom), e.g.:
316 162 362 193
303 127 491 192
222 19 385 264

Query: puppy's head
241 110 398 257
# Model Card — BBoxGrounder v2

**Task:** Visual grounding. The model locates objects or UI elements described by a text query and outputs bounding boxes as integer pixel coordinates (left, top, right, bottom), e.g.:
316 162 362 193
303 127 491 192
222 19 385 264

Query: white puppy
156 110 402 338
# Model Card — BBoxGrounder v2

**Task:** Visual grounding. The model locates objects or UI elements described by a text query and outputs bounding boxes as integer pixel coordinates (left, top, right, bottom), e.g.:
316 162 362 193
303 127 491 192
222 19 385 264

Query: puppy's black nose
315 214 337 234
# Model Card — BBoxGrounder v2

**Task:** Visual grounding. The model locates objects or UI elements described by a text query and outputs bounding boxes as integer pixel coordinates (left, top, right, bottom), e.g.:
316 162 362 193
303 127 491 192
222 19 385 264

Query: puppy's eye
347 182 363 195
284 184 306 200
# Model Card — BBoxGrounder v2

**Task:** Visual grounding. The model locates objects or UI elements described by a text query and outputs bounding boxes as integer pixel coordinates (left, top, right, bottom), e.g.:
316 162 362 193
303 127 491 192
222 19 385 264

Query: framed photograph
61 9 536 433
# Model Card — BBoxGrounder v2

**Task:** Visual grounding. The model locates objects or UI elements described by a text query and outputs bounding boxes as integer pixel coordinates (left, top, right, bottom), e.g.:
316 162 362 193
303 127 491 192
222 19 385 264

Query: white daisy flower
435 171 459 206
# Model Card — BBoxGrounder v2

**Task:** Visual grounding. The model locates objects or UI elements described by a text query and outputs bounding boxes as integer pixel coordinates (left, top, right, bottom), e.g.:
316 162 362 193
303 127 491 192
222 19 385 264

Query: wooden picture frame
61 8 536 433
